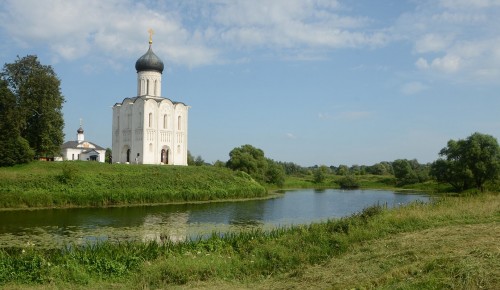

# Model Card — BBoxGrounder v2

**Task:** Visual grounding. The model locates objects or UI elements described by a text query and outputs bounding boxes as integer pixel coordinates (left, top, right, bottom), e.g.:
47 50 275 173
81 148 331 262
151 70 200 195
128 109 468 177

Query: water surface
0 189 429 248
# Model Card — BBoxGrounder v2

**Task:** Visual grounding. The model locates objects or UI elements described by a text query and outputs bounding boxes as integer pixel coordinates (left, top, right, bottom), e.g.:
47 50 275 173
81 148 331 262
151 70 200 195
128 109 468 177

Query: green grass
0 161 266 209
0 193 498 289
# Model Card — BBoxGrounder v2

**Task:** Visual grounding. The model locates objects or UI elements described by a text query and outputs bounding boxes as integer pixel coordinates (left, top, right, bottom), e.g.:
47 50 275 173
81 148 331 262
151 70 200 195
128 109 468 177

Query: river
0 189 429 248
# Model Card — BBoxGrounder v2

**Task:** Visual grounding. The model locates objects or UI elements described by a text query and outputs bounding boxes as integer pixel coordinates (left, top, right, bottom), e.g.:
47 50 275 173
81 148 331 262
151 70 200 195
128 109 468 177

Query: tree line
190 132 499 192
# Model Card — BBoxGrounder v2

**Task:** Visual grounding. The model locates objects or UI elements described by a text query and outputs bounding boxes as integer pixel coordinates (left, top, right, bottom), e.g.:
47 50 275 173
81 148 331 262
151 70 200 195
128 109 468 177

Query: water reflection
0 189 429 248
142 212 189 243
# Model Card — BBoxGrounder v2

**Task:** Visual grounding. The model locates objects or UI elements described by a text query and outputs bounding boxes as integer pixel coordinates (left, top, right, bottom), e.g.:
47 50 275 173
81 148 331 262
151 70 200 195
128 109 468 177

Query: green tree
392 159 419 186
187 151 205 166
266 159 286 187
431 132 500 192
278 161 305 176
105 148 112 163
367 162 393 175
313 165 330 183
213 160 226 167
187 150 195 165
336 164 349 176
226 144 268 183
336 174 360 189
1 55 65 159
0 80 34 166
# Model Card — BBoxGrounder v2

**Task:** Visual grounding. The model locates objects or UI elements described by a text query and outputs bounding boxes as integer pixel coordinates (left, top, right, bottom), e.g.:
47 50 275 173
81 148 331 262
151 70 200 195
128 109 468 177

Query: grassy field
0 161 266 209
0 193 498 289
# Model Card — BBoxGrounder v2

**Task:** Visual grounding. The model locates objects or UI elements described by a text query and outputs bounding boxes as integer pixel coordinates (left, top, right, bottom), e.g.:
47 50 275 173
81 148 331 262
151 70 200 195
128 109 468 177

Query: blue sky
1 0 499 166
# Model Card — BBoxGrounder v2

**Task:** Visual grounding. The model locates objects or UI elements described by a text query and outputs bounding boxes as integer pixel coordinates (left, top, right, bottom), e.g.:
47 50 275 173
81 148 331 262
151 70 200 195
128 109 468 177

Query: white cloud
401 81 428 95
0 0 217 66
395 0 500 82
286 133 297 139
414 33 453 53
439 0 500 9
0 0 389 67
415 57 430 70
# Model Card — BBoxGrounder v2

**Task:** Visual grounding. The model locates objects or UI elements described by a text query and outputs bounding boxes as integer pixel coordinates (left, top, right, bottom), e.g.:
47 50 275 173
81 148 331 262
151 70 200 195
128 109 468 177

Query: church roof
113 96 187 107
61 141 105 151
135 44 164 73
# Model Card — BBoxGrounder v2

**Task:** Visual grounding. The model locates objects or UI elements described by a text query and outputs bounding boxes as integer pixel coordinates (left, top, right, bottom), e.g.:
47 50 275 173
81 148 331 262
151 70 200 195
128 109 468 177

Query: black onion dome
77 127 84 134
135 45 164 73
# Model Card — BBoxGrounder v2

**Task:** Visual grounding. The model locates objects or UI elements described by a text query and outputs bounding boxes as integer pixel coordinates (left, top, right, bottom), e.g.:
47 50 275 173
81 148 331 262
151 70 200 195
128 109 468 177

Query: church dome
77 127 84 134
135 45 164 73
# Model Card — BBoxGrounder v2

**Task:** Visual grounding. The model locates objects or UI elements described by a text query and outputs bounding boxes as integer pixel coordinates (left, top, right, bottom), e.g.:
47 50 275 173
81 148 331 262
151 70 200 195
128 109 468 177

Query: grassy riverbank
0 161 266 209
0 193 498 289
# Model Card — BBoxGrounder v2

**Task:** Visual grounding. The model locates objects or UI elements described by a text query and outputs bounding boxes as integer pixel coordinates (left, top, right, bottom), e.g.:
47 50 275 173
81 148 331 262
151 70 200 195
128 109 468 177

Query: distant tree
1 55 65 159
367 162 393 175
105 148 112 163
194 155 205 166
187 150 195 165
313 165 330 183
266 159 286 187
431 132 500 192
227 144 268 183
187 151 205 166
336 164 349 176
336 174 360 189
213 160 226 167
350 165 361 175
0 80 33 166
392 159 420 186
278 161 306 176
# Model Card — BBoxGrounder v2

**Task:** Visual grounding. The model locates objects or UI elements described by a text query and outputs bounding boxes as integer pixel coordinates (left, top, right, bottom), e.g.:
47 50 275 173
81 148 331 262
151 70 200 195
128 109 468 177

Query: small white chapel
111 31 189 165
60 123 106 162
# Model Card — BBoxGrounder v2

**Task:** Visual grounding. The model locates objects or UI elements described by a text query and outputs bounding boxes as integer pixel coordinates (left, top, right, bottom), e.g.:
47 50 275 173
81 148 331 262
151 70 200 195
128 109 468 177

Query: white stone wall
112 96 188 165
137 71 162 97
61 147 106 162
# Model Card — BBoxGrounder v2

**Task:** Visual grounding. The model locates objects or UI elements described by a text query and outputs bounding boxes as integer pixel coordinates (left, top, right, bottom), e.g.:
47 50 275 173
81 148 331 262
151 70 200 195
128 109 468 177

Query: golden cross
148 28 154 44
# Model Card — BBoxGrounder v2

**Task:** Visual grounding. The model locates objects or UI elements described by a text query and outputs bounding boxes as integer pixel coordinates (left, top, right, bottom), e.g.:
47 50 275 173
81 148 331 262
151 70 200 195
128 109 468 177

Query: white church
112 33 189 165
60 124 106 162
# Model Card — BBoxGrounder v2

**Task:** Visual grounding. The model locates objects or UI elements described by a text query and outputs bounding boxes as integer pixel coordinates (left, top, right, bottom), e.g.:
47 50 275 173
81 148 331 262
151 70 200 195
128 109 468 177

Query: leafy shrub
336 175 360 189
58 162 80 184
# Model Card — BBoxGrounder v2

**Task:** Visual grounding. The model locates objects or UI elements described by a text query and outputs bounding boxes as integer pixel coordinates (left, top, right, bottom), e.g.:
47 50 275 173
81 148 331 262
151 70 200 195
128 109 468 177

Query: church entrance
126 149 131 163
161 148 170 164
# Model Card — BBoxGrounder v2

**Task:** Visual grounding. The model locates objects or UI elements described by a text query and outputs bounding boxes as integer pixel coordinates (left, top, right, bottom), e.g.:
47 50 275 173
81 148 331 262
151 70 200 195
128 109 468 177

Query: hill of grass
0 161 267 209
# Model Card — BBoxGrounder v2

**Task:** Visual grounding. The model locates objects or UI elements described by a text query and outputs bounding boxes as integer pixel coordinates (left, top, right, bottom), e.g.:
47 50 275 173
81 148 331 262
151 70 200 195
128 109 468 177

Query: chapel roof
61 141 105 151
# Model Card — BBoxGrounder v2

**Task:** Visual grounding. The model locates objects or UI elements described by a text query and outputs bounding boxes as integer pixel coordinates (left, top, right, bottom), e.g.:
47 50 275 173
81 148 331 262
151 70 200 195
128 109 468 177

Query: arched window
177 116 182 130
163 114 168 129
154 80 158 96
146 79 150 95
148 113 153 128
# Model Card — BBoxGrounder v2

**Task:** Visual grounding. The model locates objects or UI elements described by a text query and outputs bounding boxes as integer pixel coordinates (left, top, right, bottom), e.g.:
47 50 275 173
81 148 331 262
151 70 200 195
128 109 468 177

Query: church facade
112 35 189 165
